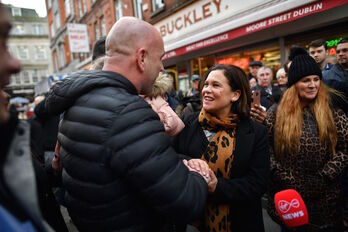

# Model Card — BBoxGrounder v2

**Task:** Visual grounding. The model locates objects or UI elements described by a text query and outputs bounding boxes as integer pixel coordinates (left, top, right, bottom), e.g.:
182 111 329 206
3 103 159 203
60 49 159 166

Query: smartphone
252 90 261 106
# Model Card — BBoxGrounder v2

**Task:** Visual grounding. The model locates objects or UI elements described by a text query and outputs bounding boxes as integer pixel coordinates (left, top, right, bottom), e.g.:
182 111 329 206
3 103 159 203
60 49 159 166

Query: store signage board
155 0 266 44
67 23 90 53
163 0 348 60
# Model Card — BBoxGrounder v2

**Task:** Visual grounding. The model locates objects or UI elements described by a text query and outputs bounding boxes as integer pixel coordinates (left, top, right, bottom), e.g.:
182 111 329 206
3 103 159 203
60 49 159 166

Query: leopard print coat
265 105 348 231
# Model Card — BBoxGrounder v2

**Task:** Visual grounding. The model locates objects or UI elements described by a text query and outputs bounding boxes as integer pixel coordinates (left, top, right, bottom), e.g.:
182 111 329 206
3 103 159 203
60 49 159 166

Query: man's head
103 17 164 95
190 74 200 92
92 36 106 61
256 66 273 88
248 61 262 78
309 39 328 66
336 38 348 69
0 4 21 123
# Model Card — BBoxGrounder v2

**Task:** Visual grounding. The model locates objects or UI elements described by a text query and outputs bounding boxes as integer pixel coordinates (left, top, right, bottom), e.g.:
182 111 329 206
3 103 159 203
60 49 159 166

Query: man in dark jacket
45 17 208 232
251 66 281 110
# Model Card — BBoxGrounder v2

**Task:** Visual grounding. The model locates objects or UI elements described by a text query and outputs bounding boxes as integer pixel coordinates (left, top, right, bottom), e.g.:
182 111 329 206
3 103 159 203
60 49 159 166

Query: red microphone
274 189 309 228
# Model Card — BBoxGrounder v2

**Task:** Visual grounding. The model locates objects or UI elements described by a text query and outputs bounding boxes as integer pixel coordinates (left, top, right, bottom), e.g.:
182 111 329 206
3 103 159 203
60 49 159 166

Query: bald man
45 17 208 231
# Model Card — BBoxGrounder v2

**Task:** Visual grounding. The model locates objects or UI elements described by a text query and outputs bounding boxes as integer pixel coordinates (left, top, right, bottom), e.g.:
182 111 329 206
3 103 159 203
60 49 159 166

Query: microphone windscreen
274 189 308 228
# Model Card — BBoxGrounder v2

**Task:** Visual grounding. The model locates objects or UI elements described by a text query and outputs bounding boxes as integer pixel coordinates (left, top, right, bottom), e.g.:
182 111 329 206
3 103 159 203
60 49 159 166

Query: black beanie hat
287 54 322 87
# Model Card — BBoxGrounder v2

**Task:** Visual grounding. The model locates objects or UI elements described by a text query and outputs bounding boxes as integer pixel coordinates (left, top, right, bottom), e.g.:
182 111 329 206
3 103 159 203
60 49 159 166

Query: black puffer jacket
45 70 208 232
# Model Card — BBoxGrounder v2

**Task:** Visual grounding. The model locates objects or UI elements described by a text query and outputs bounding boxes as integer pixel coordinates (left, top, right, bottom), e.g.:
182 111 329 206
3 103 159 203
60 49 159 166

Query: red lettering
175 17 183 30
193 9 202 23
202 2 212 19
184 12 192 27
160 25 166 37
213 0 222 13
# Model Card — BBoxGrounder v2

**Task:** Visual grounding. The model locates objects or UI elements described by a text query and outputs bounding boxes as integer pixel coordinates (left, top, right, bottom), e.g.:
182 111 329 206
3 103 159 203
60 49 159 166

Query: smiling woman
173 64 270 232
265 52 348 230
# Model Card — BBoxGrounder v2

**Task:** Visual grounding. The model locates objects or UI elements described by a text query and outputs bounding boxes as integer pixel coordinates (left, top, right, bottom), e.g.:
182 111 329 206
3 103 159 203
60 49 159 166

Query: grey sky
2 0 47 17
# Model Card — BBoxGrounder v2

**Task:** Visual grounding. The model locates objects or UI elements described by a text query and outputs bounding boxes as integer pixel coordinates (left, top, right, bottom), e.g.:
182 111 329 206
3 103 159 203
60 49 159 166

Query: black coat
173 113 270 232
45 70 208 232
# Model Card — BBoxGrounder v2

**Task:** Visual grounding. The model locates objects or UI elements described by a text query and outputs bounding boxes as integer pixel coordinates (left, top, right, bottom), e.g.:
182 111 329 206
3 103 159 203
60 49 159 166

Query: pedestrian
265 52 348 231
173 64 270 232
0 3 52 231
143 72 185 137
252 66 281 110
45 17 209 232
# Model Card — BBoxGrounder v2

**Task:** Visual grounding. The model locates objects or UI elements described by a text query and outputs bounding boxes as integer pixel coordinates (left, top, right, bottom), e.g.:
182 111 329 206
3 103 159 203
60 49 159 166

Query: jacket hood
45 70 137 115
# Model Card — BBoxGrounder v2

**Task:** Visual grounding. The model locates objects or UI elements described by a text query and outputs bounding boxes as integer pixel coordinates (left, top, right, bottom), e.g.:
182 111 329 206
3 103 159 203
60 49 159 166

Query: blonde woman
265 53 348 231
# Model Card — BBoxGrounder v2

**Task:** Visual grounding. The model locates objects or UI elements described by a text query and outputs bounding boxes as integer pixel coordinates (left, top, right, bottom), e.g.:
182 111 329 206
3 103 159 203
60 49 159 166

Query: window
50 23 55 38
77 0 82 18
95 21 99 39
32 25 44 35
14 74 21 84
47 0 52 9
133 0 142 19
11 7 21 16
58 45 66 68
82 0 87 14
65 0 71 17
101 16 106 36
35 46 46 59
54 10 61 31
39 69 47 79
17 46 29 60
115 0 122 20
13 24 24 35
152 0 164 12
22 71 30 84
31 70 38 83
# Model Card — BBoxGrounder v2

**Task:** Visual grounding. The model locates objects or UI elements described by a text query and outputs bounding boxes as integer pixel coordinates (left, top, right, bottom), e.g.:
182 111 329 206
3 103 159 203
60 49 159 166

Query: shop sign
163 0 348 60
155 0 265 43
67 23 90 53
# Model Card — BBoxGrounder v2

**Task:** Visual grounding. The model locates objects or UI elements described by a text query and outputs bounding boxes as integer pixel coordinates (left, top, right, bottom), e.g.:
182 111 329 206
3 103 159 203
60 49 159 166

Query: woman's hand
251 104 267 124
208 170 217 193
183 159 211 183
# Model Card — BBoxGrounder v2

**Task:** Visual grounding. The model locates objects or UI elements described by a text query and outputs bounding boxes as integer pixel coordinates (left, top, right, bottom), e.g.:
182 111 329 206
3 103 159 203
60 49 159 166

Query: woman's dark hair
200 64 251 119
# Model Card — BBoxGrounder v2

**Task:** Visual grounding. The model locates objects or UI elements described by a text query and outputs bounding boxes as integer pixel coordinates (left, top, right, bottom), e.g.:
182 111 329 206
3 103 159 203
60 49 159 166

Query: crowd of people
1 2 348 232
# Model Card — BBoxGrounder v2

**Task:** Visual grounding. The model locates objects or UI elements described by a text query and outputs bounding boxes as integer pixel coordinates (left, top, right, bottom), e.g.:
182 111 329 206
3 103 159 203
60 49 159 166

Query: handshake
183 159 217 193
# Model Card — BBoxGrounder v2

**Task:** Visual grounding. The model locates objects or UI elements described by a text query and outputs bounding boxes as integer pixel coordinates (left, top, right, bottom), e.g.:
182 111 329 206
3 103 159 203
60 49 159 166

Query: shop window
216 45 281 76
81 0 87 15
152 0 164 12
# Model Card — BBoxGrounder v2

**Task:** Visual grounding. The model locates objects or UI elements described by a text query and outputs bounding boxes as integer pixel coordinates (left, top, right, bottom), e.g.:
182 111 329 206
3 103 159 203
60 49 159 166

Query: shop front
156 0 348 91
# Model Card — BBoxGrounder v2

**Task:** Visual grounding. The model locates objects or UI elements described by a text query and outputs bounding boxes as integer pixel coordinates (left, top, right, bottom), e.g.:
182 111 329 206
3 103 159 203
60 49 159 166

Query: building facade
5 4 53 97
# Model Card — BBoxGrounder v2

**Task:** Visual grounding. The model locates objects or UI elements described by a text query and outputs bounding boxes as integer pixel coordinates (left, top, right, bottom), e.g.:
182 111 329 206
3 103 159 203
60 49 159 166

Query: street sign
67 23 90 53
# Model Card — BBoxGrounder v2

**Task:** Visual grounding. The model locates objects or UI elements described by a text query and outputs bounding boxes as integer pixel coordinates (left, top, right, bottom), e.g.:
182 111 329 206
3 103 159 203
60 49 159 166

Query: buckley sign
155 0 266 44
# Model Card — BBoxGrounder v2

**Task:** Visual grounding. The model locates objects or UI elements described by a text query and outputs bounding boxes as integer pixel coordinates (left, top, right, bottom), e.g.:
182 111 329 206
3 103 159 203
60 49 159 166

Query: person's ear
231 90 241 102
136 48 146 72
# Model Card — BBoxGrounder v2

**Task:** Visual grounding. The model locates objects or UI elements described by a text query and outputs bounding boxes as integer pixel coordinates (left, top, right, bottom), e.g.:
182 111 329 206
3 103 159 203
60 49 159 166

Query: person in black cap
265 51 348 231
248 60 263 80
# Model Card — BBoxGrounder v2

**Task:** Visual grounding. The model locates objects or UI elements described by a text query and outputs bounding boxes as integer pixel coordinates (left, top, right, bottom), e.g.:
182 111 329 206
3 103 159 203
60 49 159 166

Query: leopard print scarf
198 109 239 232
